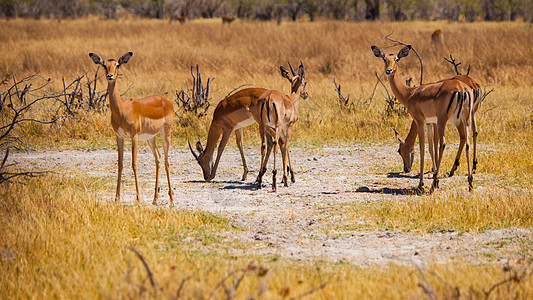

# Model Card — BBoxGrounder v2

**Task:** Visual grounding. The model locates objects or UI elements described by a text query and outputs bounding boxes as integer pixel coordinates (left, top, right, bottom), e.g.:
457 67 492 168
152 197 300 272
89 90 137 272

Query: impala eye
395 58 399 63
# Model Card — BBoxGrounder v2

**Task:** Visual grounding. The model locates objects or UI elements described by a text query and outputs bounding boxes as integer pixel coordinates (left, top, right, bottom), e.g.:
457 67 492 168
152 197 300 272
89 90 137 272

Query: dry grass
1 174 532 299
336 189 533 233
2 18 533 298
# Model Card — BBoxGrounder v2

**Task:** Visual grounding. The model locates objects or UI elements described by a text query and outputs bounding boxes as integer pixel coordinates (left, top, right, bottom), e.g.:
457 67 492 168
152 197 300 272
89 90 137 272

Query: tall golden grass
2 175 532 299
2 19 532 147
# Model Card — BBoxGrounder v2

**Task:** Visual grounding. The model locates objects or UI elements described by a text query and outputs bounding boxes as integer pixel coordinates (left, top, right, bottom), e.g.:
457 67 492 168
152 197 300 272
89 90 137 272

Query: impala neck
290 81 304 108
388 71 414 107
403 120 418 151
106 80 126 115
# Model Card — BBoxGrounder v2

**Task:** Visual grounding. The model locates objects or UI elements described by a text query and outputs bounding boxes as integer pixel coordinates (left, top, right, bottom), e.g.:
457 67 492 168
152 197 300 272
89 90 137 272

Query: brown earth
9 144 532 267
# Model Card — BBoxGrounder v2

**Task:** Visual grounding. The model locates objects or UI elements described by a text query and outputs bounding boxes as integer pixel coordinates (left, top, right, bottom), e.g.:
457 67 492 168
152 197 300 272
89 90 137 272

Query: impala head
189 139 214 182
280 61 308 99
371 45 411 77
89 52 133 83
394 129 414 173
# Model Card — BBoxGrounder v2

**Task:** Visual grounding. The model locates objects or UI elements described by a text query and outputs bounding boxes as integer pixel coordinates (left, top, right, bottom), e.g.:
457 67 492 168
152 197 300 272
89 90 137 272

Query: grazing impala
372 45 475 192
256 62 308 191
189 64 307 183
89 52 174 205
395 75 482 177
189 87 266 182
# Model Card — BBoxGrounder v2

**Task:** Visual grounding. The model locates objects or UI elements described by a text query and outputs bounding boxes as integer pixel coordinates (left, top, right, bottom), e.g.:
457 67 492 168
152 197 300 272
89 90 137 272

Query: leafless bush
175 64 213 118
0 74 72 183
333 77 372 113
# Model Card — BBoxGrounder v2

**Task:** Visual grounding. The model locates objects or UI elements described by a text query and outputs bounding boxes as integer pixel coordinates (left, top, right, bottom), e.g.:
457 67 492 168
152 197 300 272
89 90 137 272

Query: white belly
116 127 129 139
234 118 255 130
425 117 437 124
138 133 158 141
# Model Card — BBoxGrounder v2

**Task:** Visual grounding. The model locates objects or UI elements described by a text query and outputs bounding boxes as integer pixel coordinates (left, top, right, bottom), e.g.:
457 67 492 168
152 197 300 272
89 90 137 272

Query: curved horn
288 61 296 76
188 140 199 160
393 128 404 144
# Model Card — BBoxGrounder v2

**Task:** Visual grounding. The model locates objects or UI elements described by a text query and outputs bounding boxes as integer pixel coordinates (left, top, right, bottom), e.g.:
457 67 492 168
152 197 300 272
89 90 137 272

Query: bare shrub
175 64 213 120
0 74 71 183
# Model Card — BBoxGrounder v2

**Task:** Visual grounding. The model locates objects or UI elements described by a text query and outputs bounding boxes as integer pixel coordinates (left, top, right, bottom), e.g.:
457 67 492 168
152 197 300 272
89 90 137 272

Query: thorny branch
444 54 472 76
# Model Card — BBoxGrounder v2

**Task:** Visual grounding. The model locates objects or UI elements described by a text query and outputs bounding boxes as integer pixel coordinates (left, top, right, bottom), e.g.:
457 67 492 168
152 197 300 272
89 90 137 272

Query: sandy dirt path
9 145 532 267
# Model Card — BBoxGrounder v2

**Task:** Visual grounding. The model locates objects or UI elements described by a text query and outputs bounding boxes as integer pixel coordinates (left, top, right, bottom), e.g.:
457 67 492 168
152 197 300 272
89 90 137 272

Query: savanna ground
1 17 533 298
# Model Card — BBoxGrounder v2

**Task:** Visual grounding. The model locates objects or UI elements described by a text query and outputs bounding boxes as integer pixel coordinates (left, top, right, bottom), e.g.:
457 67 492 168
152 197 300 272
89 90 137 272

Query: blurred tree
365 0 380 20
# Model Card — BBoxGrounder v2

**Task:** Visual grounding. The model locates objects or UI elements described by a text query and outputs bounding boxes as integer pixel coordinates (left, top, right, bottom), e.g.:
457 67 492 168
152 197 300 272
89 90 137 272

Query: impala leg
257 129 274 188
257 124 266 189
416 123 425 194
280 137 289 187
132 135 142 203
209 129 232 182
162 124 173 205
284 126 295 185
449 123 466 177
115 136 125 203
472 112 478 174
271 127 281 192
431 122 447 193
465 120 473 191
426 123 436 174
235 128 249 181
147 138 160 205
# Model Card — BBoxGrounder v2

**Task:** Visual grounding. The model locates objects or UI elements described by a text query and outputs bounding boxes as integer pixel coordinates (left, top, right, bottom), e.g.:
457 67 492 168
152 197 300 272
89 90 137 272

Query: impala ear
118 52 133 66
196 139 204 153
280 66 291 82
397 45 411 60
298 62 305 79
371 46 384 59
89 53 105 66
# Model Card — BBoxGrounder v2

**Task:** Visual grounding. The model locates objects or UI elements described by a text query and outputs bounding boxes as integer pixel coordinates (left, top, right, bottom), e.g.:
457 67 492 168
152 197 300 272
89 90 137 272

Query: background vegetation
1 0 533 22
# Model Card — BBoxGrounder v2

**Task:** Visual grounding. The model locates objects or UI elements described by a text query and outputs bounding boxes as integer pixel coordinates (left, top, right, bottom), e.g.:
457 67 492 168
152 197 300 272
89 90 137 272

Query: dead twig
224 83 253 100
485 260 533 299
288 281 329 300
128 246 156 288
444 54 473 76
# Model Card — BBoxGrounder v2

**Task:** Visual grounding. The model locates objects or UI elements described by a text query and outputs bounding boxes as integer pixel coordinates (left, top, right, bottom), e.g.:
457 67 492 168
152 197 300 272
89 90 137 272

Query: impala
395 75 482 177
256 62 308 191
188 87 267 182
372 45 475 192
89 52 174 205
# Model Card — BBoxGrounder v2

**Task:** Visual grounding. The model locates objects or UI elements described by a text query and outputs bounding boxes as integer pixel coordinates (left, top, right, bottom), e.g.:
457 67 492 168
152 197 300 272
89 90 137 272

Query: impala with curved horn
256 61 308 191
372 45 475 193
188 87 266 182
395 74 482 177
89 52 174 205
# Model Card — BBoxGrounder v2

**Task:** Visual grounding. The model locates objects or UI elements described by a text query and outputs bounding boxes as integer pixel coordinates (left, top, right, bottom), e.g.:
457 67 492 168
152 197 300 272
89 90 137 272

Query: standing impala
89 52 174 205
256 62 308 191
395 75 482 177
372 45 475 192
